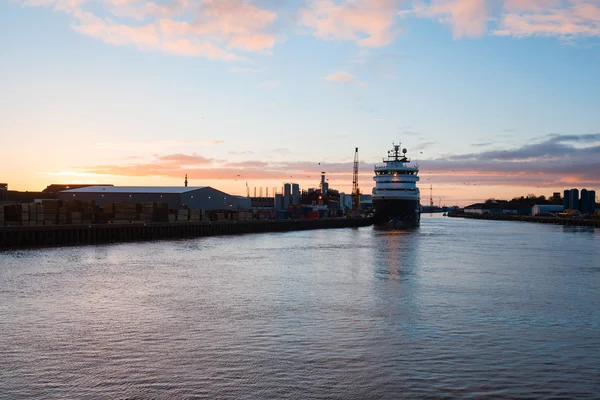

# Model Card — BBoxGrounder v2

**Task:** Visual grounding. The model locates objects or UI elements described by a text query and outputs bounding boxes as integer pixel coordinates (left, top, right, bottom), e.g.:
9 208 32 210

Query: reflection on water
1 215 599 399
372 229 420 281
561 225 598 234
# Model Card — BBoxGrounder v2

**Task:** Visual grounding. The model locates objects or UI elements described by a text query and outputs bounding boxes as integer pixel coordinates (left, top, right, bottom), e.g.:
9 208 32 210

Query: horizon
2 0 599 206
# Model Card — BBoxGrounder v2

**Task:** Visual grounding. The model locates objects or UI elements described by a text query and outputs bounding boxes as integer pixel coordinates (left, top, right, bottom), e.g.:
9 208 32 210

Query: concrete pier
0 218 373 250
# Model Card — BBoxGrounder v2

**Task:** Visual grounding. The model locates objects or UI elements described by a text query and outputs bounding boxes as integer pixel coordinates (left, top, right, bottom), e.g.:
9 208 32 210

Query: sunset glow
2 0 599 205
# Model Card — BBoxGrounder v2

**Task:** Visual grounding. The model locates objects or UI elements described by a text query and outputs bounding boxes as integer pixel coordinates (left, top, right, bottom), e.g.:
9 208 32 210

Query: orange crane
352 147 360 213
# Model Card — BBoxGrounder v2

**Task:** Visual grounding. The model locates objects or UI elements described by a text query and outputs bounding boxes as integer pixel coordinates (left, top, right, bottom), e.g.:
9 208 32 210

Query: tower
283 183 292 209
292 183 300 206
430 184 433 207
352 147 360 212
184 174 188 187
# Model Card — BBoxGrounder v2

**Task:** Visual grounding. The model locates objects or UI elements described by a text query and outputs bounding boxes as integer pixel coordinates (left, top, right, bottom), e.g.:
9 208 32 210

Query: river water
1 215 599 399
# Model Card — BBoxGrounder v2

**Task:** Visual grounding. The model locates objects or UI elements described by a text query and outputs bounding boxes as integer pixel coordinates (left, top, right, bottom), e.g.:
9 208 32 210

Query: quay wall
0 218 373 250
448 212 600 228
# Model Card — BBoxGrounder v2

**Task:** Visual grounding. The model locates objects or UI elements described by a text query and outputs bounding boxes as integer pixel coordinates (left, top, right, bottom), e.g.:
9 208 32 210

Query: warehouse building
59 186 251 210
532 204 564 216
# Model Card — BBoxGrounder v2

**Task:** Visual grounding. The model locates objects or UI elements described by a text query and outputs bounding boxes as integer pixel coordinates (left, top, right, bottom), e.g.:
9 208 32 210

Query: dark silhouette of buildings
0 183 7 202
564 188 597 214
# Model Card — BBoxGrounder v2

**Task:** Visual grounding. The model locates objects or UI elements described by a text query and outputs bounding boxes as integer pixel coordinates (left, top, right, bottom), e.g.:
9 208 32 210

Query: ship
372 144 421 228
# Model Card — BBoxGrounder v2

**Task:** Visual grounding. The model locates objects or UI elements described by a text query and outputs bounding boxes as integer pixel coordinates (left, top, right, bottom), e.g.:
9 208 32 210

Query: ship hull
373 198 420 227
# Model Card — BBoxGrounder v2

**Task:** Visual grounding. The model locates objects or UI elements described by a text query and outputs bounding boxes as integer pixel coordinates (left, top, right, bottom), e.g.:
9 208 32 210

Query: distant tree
485 198 496 204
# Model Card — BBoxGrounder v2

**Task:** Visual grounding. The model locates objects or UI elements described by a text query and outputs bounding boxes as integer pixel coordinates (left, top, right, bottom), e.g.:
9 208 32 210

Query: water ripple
1 216 599 398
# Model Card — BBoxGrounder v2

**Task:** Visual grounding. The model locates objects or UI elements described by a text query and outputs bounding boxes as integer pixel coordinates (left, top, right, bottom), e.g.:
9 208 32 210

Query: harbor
2 215 598 399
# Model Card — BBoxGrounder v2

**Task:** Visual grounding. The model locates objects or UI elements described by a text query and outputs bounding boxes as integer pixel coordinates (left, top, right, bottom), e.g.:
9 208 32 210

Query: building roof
43 184 114 193
61 186 208 194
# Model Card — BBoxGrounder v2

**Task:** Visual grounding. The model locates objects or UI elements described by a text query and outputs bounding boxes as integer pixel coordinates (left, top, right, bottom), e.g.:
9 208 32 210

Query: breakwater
448 212 600 228
0 218 373 250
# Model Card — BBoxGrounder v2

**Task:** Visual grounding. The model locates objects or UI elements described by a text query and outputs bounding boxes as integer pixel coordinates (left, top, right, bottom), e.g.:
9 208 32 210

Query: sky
1 0 599 205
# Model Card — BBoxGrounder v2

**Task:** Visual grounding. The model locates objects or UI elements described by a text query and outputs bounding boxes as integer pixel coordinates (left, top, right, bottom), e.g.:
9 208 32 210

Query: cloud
414 141 435 151
325 71 356 82
18 0 279 59
17 0 600 64
225 161 269 168
420 133 600 188
472 141 496 147
446 133 600 161
410 0 600 40
413 0 491 38
257 80 281 88
94 139 223 152
299 0 402 47
157 153 214 165
494 0 600 38
73 133 600 193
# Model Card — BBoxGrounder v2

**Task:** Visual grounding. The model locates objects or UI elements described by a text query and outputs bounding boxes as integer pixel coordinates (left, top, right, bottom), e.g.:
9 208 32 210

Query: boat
372 144 421 228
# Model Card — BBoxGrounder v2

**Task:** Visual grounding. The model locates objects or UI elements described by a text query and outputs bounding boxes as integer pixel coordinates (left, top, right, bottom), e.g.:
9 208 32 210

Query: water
1 215 599 399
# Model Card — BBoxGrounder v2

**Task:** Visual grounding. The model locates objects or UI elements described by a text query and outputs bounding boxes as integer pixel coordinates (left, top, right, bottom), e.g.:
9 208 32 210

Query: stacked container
190 209 202 222
177 208 189 222
42 200 61 225
114 202 139 222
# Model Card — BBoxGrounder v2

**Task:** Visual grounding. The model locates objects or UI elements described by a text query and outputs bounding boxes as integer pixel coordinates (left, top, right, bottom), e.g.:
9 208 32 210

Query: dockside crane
352 147 360 213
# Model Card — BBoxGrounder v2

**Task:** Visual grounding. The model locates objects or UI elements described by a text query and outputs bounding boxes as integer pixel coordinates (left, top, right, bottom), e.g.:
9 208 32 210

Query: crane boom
352 147 360 212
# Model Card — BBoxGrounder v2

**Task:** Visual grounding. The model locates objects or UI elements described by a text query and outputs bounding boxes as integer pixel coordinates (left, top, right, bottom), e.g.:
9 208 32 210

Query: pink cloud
306 0 600 41
413 0 600 39
414 0 491 38
157 153 214 165
299 0 402 47
158 0 279 53
325 71 356 82
19 0 279 59
494 0 600 38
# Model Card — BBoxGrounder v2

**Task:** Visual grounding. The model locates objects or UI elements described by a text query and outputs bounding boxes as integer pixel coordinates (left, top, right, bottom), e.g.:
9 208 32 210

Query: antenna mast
352 147 360 212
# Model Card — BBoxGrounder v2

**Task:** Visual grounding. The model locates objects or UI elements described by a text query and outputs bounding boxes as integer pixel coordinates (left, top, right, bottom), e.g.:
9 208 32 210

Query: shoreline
448 212 600 228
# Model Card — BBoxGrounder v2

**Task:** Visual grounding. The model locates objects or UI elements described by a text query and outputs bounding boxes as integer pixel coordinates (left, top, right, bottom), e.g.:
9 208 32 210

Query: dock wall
0 218 373 250
448 212 600 228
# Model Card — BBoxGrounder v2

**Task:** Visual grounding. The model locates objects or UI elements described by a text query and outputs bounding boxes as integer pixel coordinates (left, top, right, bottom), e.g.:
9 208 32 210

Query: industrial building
580 189 597 215
274 183 301 211
0 183 7 202
564 189 579 211
43 184 113 194
532 204 564 216
564 188 597 214
59 186 251 210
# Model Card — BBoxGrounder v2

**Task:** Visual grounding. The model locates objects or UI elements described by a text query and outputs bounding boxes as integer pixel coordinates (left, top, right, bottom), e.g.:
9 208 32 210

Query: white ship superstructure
372 144 421 227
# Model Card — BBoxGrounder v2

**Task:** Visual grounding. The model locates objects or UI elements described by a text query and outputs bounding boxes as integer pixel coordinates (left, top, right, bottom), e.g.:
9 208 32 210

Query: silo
283 183 291 209
274 194 284 211
292 183 300 206
563 189 570 210
590 190 597 214
570 188 579 211
580 189 589 214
